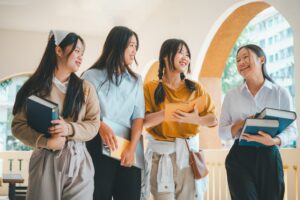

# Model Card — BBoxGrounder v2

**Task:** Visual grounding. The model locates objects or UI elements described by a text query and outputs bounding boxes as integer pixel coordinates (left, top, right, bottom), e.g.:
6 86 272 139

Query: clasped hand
172 105 199 124
46 116 68 150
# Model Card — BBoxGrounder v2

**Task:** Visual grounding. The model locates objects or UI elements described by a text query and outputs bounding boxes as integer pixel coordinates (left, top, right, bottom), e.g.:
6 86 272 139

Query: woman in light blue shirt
219 44 297 200
82 26 144 200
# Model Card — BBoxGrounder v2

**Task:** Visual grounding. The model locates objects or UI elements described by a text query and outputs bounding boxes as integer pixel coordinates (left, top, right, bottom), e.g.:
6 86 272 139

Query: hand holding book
101 118 144 169
239 107 297 147
48 116 71 137
172 105 200 125
120 144 136 167
241 131 278 146
26 95 59 137
99 122 118 151
164 96 206 123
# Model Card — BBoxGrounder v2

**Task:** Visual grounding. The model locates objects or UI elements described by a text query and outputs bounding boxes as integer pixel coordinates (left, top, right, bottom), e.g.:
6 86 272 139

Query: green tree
222 27 255 95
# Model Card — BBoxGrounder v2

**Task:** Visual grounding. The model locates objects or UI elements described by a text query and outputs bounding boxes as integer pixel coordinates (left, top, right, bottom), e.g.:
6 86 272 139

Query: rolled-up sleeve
276 88 297 147
131 77 145 120
219 94 234 140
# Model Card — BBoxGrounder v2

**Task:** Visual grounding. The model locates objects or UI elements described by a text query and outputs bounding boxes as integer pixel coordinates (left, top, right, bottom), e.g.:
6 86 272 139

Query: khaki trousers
150 152 198 200
26 141 94 200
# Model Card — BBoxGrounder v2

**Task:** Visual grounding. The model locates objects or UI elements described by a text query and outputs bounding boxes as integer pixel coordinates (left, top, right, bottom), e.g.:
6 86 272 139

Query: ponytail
181 72 196 92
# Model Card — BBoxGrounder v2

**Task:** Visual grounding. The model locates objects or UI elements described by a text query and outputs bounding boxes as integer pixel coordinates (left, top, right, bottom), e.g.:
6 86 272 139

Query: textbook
239 118 279 147
164 96 206 122
255 107 297 133
26 95 59 137
101 117 144 169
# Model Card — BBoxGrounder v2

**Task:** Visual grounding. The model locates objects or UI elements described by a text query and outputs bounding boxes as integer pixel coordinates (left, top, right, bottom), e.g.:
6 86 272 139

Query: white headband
49 30 71 45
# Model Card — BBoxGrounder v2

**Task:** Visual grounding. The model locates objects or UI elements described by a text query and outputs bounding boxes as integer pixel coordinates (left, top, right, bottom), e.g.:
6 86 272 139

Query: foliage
0 79 12 91
221 26 256 95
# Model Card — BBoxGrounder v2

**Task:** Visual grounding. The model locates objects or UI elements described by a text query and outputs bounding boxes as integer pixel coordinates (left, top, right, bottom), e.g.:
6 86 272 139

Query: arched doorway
144 1 279 149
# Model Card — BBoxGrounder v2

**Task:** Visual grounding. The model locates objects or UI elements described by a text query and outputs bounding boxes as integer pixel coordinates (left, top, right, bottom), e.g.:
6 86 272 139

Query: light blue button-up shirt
219 79 297 147
82 68 145 128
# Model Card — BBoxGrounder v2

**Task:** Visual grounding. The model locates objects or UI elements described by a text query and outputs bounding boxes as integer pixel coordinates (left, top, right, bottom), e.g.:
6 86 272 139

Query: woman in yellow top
142 39 218 200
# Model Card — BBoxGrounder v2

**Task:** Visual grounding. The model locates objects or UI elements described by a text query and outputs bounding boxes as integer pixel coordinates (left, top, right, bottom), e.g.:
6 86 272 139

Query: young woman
219 44 297 200
12 30 100 200
82 26 144 200
143 39 217 200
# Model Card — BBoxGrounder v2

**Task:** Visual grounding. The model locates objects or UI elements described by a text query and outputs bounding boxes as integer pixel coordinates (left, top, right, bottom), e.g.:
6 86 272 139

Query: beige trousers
150 152 198 200
26 141 94 200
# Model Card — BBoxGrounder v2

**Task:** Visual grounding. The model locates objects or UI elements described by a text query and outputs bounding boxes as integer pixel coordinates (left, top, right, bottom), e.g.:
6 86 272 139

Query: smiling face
65 39 84 73
124 35 138 66
236 47 264 80
57 39 84 73
172 44 190 73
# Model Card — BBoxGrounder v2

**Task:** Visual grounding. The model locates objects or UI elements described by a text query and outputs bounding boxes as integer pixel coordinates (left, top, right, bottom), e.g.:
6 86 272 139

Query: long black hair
154 38 196 105
89 26 138 86
237 44 274 83
13 32 85 121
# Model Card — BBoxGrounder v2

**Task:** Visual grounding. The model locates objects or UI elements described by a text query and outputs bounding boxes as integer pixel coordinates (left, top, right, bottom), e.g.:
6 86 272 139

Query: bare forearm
129 118 144 150
231 119 245 138
231 124 241 138
198 113 218 127
272 137 281 146
144 111 164 128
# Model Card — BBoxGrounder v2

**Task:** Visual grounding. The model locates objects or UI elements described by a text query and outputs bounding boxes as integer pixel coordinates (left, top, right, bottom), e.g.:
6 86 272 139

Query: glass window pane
0 75 32 151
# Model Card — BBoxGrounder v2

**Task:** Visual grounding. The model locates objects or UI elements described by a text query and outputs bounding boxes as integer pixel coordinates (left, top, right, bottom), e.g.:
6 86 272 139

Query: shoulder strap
185 139 191 153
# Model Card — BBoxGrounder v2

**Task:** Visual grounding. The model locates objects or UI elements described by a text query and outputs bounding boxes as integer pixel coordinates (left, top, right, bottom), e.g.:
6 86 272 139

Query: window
269 55 274 63
280 49 285 59
259 21 266 31
268 37 273 45
268 18 273 28
274 14 279 24
0 75 31 151
280 31 285 40
286 27 293 37
274 35 278 42
286 46 293 57
275 53 279 61
259 39 265 48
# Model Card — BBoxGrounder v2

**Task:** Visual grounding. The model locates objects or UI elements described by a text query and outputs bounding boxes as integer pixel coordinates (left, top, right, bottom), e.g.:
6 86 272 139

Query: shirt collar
239 79 273 93
122 69 133 81
53 76 69 94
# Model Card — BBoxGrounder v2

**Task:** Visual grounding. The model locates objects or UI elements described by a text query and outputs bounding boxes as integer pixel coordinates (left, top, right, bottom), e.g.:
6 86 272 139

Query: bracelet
67 123 75 137
67 124 70 136
35 134 44 149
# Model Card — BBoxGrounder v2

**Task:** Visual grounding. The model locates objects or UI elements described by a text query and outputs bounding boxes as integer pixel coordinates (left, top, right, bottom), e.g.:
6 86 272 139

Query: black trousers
225 140 284 200
86 134 141 200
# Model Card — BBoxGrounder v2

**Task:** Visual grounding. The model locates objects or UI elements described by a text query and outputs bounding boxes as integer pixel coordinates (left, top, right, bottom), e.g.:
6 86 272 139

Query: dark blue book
239 118 279 147
256 107 297 133
26 95 59 137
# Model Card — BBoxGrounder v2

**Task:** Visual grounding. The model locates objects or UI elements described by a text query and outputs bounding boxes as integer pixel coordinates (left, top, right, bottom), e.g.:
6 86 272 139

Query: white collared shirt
219 79 297 147
53 76 69 94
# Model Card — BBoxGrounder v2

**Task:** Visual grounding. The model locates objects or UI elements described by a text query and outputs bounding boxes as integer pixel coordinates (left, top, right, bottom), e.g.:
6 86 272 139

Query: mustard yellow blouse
144 80 216 141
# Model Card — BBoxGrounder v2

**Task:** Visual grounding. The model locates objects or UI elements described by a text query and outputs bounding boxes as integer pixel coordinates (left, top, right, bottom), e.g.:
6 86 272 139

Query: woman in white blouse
219 44 297 200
